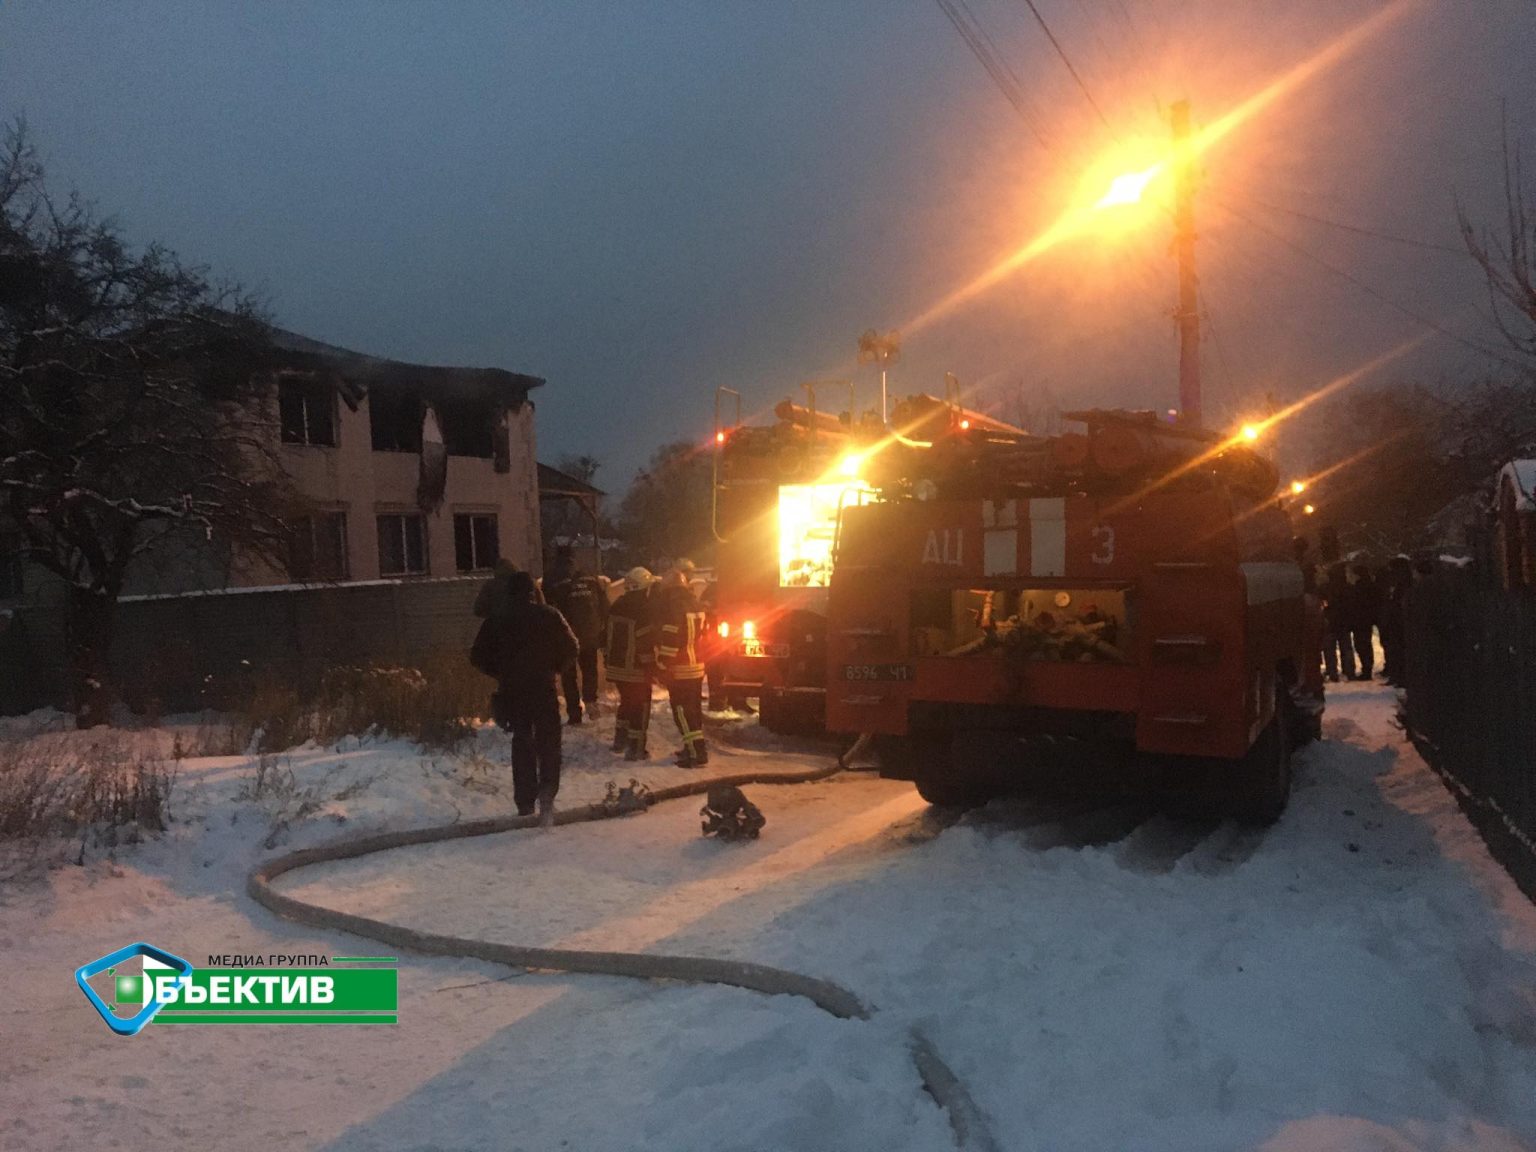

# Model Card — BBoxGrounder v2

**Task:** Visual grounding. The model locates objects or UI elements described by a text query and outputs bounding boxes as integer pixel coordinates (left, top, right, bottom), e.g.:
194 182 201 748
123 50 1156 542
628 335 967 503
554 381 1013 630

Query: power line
1216 196 1527 370
934 0 1055 153
1248 197 1468 257
1015 0 1114 131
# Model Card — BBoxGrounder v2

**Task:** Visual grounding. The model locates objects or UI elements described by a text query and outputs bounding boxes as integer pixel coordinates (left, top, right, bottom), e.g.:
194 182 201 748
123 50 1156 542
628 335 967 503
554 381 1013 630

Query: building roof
538 462 606 498
270 328 545 406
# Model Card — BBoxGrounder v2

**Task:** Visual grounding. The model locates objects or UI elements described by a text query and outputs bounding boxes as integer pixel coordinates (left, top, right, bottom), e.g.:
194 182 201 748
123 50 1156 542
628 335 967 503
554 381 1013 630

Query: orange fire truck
709 385 1005 732
825 408 1323 823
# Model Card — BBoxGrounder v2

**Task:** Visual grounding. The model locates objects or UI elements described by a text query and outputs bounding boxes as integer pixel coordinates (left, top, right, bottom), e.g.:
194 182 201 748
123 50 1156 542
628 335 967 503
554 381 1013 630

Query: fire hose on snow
246 754 998 1150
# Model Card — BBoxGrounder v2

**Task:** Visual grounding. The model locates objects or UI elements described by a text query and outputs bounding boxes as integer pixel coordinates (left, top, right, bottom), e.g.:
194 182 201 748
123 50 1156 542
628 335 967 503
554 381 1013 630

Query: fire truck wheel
1228 716 1292 827
876 735 991 809
914 773 992 810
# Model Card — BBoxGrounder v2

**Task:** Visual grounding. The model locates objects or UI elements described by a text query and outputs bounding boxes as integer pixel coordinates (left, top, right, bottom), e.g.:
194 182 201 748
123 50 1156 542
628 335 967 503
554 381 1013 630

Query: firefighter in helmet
605 566 657 760
654 559 709 767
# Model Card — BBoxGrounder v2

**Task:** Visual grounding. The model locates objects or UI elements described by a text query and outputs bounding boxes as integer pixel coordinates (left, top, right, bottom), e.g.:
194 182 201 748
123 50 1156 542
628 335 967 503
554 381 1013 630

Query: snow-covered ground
4 681 1536 1151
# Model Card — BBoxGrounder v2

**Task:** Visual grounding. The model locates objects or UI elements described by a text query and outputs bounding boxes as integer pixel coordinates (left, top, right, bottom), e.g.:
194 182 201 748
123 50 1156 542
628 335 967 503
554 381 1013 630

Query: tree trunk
68 585 117 728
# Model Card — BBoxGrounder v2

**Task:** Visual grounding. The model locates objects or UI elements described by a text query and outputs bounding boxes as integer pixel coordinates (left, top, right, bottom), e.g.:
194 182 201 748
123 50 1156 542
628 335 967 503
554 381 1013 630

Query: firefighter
654 560 709 767
544 544 609 725
486 571 578 827
606 566 657 760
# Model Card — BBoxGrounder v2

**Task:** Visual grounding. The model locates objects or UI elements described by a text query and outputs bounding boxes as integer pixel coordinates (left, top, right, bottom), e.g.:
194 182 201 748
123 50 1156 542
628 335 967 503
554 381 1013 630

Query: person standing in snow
1347 563 1380 680
543 544 609 726
1320 562 1355 683
473 557 522 621
605 567 658 760
488 570 578 826
1378 556 1414 684
653 560 709 767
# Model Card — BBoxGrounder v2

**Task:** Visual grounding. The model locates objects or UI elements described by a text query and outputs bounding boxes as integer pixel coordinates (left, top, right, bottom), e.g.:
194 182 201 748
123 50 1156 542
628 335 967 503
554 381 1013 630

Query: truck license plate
842 664 914 682
739 639 789 658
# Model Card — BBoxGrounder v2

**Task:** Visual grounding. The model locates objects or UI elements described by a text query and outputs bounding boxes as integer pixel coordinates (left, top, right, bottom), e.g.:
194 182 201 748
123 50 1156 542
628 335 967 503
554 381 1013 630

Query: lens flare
901 0 1422 339
1096 165 1162 210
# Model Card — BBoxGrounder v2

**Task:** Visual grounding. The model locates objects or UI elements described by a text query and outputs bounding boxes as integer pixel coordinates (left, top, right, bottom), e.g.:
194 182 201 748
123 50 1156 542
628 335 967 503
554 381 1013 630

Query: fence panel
1403 562 1536 900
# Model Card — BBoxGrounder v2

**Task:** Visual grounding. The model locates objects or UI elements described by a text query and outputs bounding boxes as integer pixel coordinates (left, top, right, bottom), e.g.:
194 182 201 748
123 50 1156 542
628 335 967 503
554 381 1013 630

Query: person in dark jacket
1347 562 1380 680
1320 562 1355 682
473 558 522 620
543 545 609 725
605 567 657 759
654 563 709 767
1378 556 1414 684
490 570 579 825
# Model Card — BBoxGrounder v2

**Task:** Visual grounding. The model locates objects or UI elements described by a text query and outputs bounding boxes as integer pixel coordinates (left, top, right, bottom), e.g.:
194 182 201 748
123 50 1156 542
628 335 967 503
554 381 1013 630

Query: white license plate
739 639 789 658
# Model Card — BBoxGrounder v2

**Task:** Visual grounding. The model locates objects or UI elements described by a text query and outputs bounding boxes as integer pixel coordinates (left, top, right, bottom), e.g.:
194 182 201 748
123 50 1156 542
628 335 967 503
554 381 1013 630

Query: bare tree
616 441 714 569
0 120 296 725
1459 119 1536 362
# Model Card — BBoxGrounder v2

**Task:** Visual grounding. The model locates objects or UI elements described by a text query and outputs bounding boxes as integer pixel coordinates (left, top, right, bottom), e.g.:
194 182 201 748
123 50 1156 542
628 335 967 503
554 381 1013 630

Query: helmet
624 566 654 592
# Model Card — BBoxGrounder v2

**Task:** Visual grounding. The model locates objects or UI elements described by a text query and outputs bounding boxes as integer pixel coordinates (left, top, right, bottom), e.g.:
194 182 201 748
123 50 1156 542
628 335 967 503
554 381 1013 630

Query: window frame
278 376 339 448
453 511 500 573
288 510 350 582
377 511 429 577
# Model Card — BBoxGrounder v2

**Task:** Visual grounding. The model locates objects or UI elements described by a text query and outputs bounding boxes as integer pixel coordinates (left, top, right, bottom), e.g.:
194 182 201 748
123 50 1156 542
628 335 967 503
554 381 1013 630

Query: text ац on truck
824 407 1325 824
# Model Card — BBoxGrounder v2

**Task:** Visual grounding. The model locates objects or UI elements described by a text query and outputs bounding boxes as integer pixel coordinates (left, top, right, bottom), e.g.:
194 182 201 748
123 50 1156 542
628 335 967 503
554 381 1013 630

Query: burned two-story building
0 331 548 715
262 331 546 586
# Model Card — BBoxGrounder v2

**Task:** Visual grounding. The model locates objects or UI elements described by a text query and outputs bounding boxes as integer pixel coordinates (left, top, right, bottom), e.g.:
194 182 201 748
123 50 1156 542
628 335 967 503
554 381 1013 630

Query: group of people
1302 546 1417 686
606 558 710 768
469 546 709 828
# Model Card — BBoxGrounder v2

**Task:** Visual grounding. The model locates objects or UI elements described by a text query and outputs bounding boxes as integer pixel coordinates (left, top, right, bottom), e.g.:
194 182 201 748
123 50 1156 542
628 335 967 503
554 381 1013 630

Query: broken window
370 389 423 453
454 513 499 572
378 514 428 576
438 395 496 458
288 512 349 581
278 377 338 447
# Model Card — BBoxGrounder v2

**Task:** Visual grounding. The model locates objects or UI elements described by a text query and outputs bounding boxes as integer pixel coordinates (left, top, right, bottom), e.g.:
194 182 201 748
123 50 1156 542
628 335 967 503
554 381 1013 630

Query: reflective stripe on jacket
605 588 654 683
654 585 705 681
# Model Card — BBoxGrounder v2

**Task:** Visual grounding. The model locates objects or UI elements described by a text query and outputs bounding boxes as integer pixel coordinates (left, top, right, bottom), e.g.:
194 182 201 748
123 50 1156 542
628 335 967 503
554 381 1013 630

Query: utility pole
1171 100 1201 427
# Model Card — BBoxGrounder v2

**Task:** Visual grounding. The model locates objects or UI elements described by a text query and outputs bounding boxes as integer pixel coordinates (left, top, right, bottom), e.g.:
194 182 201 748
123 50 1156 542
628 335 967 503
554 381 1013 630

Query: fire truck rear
825 409 1322 823
709 391 872 732
709 388 1000 732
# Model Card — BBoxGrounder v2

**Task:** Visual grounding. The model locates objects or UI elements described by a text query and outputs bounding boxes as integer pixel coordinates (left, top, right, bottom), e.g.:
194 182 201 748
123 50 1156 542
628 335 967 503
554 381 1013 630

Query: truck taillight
718 621 730 638
742 621 756 640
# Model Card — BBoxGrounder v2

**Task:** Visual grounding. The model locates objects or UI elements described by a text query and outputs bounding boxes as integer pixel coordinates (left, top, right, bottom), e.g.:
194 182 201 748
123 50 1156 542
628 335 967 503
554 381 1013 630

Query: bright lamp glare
837 454 863 479
1241 424 1261 443
717 621 730 638
742 621 756 640
1303 504 1316 516
1290 480 1306 495
1095 165 1161 210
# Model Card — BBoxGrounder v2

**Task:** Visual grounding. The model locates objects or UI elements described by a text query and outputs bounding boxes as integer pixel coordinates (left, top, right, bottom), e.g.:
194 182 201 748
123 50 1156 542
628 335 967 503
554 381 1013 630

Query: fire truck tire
1228 715 1292 826
914 772 992 810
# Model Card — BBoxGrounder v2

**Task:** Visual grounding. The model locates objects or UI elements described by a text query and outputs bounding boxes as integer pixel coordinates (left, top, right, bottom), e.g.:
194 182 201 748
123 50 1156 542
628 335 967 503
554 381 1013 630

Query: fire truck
824 408 1323 823
709 384 1008 732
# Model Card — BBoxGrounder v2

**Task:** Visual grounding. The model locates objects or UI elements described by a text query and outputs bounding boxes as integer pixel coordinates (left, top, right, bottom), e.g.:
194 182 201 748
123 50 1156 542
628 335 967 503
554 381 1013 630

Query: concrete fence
1 576 486 716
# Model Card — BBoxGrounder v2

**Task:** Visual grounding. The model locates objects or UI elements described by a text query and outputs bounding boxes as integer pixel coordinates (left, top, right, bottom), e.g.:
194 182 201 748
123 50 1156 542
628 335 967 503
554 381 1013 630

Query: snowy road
7 682 1536 1151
